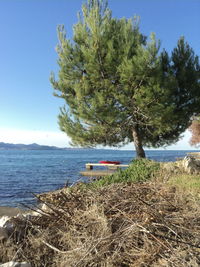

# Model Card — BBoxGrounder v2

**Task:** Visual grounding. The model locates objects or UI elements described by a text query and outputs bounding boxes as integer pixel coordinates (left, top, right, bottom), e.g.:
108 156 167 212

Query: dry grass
167 173 200 197
1 181 200 267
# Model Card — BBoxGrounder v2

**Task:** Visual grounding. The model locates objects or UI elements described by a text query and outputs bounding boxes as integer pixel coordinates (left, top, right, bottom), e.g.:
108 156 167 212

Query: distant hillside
0 142 65 150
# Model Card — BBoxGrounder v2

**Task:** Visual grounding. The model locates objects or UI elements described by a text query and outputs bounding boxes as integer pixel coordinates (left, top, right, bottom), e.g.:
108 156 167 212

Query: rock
182 156 200 174
0 204 45 245
1 211 41 242
3 218 19 236
40 203 49 212
0 262 31 267
0 227 8 241
0 215 30 242
162 162 180 174
162 155 200 174
0 216 10 227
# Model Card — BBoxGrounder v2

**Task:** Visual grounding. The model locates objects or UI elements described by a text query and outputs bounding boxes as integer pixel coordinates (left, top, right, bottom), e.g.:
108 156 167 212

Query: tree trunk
132 127 146 158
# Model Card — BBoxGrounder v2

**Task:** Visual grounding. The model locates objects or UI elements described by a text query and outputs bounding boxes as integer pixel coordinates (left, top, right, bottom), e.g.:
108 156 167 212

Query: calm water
0 149 197 207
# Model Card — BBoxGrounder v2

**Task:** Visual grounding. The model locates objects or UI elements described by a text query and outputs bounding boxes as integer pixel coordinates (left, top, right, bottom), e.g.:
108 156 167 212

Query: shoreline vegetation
1 158 200 266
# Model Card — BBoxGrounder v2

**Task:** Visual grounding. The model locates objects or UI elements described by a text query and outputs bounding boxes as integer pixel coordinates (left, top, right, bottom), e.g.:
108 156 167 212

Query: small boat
99 160 121 165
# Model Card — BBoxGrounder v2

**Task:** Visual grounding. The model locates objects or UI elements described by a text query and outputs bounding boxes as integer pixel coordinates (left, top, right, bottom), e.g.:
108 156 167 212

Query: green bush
91 159 160 188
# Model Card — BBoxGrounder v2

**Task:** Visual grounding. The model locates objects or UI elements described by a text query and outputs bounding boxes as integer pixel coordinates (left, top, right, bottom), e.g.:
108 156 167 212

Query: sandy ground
0 206 25 217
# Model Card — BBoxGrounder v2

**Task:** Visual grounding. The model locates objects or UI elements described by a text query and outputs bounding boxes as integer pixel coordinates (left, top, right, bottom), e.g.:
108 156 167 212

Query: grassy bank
1 159 200 266
168 173 200 197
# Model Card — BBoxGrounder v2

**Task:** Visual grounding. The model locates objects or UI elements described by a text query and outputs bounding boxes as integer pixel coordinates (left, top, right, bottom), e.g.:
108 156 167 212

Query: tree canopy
51 0 200 158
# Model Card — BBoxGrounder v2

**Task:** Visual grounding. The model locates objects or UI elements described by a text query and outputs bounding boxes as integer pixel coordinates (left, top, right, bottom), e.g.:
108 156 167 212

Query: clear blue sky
0 0 199 148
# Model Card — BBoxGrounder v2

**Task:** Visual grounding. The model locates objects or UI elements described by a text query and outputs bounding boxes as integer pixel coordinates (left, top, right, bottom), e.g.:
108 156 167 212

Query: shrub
91 159 160 188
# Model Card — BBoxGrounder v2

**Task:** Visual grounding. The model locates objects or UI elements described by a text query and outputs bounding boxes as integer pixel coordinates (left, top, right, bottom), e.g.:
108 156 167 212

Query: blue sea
0 149 197 207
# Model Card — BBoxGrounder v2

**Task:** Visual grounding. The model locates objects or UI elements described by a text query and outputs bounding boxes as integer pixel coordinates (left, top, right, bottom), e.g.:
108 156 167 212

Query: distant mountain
0 142 66 150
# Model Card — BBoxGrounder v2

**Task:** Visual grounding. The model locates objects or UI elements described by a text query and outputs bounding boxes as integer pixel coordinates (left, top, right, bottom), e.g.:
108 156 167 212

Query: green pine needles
51 0 200 158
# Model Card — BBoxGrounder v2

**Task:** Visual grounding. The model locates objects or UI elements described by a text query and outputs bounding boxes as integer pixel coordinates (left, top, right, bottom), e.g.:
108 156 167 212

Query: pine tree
51 0 200 158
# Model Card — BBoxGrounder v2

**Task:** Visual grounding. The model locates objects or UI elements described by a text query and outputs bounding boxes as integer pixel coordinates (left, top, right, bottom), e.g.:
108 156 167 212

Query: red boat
99 160 121 165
